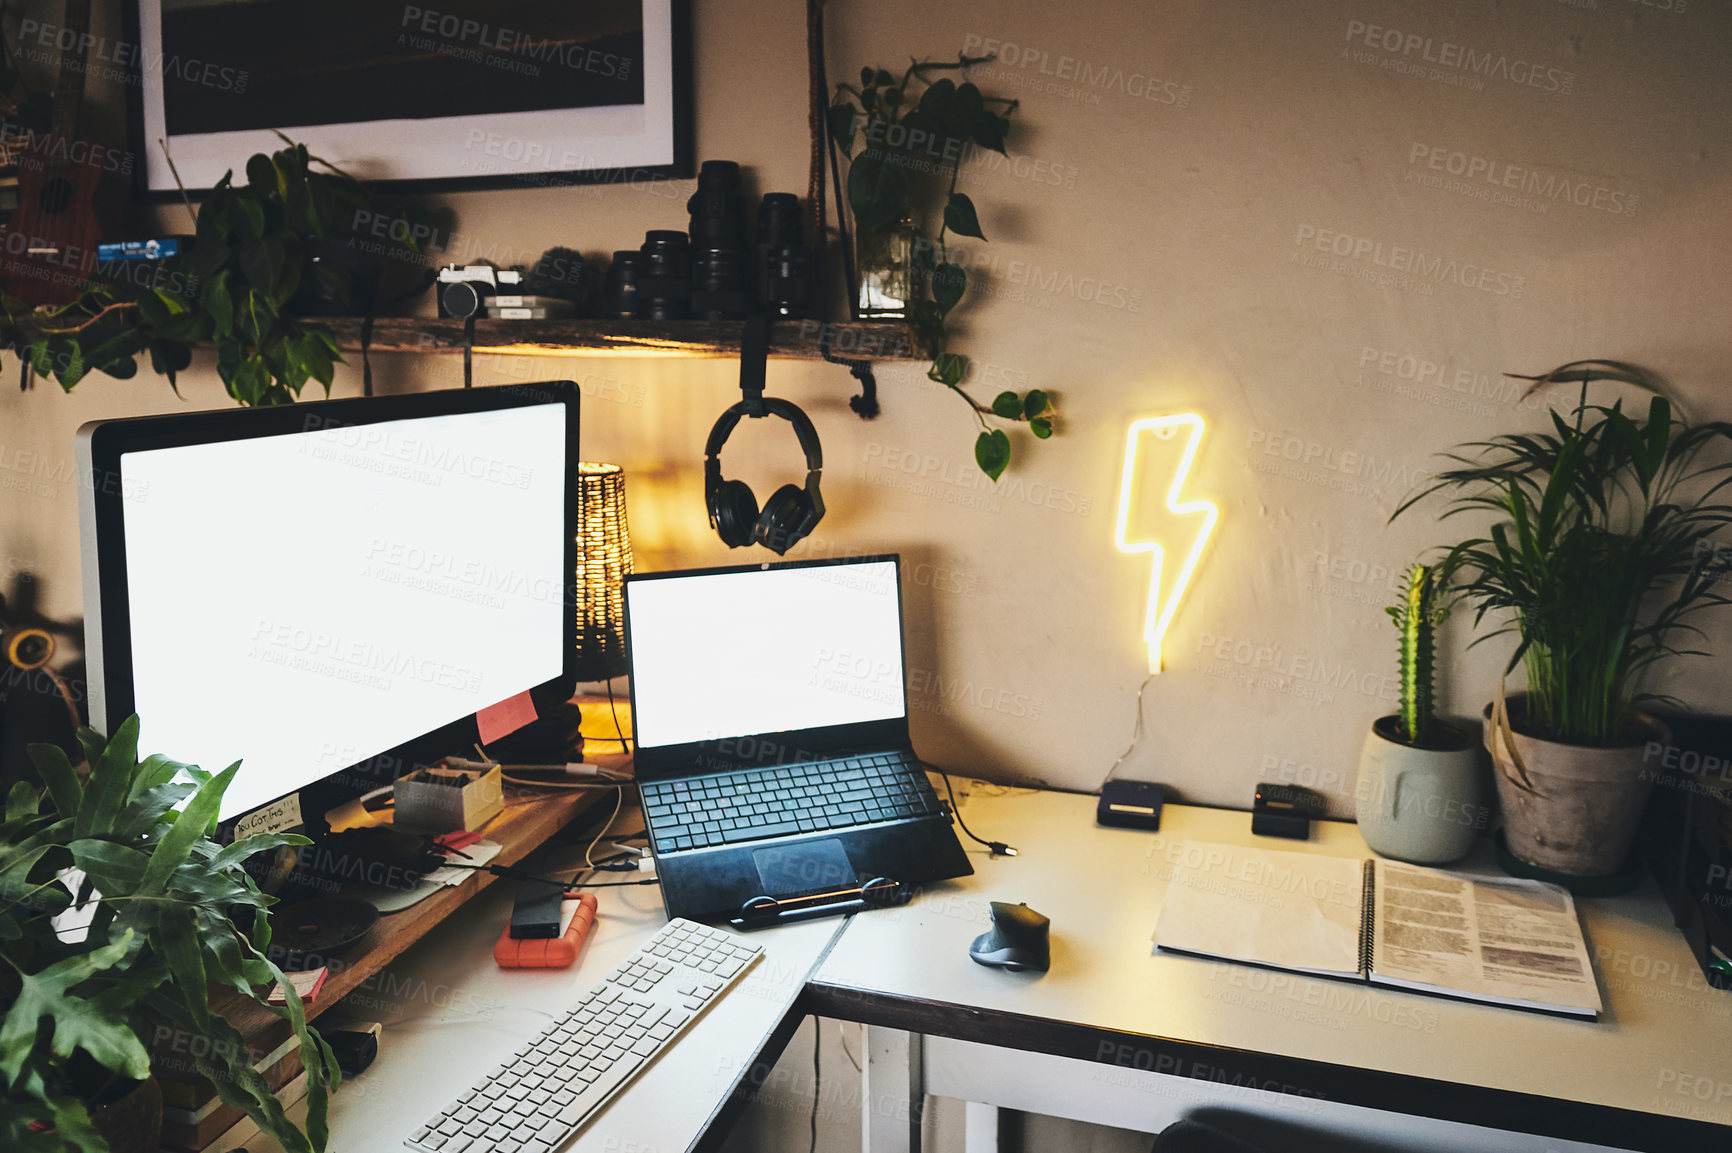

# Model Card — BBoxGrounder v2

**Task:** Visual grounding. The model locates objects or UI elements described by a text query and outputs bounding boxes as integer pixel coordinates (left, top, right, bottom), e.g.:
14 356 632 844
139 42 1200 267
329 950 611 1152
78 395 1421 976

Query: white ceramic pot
1483 699 1662 878
1355 716 1483 865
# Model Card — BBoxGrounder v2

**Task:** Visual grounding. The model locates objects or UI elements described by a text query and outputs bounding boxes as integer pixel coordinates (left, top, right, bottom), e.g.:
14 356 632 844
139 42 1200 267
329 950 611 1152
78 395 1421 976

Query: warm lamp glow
575 462 633 681
1114 414 1218 673
473 343 716 359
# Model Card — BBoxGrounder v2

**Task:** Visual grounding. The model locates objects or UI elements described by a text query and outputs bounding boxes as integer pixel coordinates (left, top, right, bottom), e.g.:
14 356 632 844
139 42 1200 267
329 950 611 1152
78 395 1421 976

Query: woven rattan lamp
574 462 633 682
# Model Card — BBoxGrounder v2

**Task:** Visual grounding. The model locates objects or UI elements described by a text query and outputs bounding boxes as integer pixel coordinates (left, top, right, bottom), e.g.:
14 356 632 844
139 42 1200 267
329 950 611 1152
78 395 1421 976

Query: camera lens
757 193 804 248
636 230 692 320
692 249 750 320
439 279 486 321
687 160 747 252
761 245 811 318
755 194 811 317
604 251 642 319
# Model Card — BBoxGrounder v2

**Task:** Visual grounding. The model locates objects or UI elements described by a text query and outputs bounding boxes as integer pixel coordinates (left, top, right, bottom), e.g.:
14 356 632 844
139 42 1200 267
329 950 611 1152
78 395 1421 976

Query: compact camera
438 255 596 320
436 264 525 320
433 263 519 318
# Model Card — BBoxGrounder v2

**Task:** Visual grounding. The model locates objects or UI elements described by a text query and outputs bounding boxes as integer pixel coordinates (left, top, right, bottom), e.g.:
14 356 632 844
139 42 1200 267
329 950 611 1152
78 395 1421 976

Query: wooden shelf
204 749 630 1050
318 316 926 360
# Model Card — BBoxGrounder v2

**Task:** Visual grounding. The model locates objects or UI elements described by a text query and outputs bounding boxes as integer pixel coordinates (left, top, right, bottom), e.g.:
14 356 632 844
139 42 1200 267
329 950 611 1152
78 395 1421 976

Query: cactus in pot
1356 562 1483 864
1391 563 1448 745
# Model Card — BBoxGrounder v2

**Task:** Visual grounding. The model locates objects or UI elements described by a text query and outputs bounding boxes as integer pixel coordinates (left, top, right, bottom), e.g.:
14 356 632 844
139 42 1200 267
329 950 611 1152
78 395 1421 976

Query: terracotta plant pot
1482 699 1664 878
88 1074 163 1153
1355 716 1483 864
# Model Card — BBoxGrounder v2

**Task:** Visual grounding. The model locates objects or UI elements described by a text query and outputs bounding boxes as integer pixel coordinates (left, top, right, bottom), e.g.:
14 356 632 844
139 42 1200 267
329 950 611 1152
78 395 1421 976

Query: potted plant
1 140 426 406
1356 562 1483 864
829 54 1053 480
1395 360 1732 879
1 716 339 1152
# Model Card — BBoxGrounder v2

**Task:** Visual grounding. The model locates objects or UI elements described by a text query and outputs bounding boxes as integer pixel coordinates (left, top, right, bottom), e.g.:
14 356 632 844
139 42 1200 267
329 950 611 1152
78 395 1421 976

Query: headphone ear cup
711 480 760 548
754 483 813 555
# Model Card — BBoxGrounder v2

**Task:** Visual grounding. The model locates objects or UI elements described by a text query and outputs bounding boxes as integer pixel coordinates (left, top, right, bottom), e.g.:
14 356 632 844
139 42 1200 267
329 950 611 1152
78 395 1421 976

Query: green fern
1393 362 1732 745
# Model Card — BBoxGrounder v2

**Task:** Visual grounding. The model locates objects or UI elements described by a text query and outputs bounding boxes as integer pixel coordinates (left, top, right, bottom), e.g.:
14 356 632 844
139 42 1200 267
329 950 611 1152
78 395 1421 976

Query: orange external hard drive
494 893 598 969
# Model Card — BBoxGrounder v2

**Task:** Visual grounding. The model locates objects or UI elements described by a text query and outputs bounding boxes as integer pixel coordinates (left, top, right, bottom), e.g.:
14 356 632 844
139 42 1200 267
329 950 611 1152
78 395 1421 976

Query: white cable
584 787 625 871
1102 673 1159 785
501 774 628 791
448 756 628 781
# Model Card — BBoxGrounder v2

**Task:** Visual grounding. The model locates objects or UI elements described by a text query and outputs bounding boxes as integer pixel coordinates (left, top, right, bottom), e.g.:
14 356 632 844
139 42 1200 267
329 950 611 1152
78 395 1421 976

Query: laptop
624 554 973 924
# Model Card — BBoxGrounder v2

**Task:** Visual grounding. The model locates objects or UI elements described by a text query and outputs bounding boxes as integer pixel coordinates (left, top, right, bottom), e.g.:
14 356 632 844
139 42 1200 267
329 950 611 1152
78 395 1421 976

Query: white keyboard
405 919 763 1153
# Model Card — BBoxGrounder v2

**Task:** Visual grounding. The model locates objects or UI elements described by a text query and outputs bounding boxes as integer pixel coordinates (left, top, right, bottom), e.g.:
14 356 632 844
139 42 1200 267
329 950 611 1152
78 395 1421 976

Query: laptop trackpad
752 839 857 897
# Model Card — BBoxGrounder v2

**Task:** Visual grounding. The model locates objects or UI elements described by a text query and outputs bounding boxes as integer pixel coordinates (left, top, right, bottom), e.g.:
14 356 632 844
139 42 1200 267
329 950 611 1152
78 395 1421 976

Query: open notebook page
1369 860 1602 1018
1153 842 1366 978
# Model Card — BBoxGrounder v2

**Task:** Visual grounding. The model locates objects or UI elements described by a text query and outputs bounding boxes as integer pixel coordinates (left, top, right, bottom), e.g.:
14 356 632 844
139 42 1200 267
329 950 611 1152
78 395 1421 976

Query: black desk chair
1152 1120 1268 1153
1153 1113 1423 1153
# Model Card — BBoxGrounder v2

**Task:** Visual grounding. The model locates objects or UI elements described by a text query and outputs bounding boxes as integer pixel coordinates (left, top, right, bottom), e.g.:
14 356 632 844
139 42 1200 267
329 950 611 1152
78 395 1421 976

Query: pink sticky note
478 690 538 745
268 966 328 1005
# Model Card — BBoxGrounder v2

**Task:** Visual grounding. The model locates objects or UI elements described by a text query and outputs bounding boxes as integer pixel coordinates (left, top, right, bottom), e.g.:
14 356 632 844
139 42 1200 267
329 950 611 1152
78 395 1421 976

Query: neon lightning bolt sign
1115 414 1218 673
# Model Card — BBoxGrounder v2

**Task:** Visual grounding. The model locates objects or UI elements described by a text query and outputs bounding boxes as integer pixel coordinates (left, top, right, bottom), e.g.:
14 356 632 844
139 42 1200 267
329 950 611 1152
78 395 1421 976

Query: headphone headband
704 396 823 472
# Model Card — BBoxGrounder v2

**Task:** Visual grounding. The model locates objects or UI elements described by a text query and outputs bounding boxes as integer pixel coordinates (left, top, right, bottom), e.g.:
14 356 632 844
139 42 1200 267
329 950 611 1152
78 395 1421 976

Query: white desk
232 788 1732 1153
235 872 845 1153
807 789 1732 1153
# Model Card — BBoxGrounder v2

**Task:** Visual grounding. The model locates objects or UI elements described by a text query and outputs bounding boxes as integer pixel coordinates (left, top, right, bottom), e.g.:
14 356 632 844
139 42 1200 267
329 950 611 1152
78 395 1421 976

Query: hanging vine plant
829 54 1053 480
1 140 426 405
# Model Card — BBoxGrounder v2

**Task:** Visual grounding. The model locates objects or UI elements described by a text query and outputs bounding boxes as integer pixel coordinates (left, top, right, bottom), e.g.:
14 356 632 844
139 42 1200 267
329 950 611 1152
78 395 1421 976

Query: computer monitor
76 382 581 827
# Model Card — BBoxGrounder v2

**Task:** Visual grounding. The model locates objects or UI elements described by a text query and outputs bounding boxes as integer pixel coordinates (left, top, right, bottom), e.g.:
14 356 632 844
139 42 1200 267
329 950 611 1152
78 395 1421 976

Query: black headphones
704 396 825 555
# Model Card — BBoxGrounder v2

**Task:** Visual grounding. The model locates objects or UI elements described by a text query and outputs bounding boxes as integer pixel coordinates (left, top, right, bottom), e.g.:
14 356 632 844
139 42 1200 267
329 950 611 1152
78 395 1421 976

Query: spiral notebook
1152 841 1602 1019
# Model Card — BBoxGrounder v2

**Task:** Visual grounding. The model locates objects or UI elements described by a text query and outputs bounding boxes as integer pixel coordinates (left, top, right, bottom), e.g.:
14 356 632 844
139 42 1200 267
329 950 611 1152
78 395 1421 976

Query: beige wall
3 0 1729 814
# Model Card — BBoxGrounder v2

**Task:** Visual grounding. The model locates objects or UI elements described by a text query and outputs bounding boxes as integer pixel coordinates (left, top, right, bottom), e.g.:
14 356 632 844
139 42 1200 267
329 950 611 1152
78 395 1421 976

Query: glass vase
854 217 916 319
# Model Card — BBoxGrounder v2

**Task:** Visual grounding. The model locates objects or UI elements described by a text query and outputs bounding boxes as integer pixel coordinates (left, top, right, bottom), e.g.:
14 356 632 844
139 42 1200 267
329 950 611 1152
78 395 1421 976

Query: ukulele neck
45 0 93 170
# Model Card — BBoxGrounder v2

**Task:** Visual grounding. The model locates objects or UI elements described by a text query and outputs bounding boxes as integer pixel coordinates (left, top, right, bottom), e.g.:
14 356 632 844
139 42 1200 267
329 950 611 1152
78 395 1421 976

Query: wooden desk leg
862 1025 923 1153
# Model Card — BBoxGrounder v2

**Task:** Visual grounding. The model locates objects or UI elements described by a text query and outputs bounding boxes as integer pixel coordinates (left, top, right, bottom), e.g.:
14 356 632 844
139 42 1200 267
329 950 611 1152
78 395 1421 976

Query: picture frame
123 0 692 197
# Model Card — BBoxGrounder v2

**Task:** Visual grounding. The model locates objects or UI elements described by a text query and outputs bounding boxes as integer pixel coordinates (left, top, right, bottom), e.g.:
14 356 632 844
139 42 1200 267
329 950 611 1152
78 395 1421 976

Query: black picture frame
123 0 692 199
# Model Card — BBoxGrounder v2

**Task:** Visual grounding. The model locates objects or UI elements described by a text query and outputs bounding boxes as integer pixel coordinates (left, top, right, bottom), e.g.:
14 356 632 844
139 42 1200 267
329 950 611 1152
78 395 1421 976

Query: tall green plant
0 717 339 1153
1388 562 1453 745
1394 361 1732 746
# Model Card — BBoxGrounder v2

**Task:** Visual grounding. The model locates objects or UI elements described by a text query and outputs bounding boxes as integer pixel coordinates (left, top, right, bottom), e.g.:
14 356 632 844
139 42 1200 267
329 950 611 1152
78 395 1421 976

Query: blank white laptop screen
117 405 567 820
628 561 906 749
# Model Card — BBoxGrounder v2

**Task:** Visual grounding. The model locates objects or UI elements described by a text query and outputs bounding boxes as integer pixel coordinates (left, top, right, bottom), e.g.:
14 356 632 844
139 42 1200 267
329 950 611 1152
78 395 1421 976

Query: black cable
934 768 1018 857
435 859 658 890
462 313 476 388
809 1015 820 1153
606 676 633 753
364 267 436 396
361 312 375 397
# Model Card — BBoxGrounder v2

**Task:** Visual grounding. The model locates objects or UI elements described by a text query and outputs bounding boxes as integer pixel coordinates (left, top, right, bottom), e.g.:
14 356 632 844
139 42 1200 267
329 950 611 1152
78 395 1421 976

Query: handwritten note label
235 792 304 839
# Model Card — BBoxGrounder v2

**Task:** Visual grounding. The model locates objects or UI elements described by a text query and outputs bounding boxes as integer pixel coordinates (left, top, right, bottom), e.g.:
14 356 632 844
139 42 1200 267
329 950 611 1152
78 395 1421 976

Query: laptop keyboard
639 754 941 853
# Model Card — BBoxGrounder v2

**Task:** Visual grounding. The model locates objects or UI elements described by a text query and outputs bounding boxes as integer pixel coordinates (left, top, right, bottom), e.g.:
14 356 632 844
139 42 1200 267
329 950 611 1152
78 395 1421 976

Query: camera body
437 264 526 320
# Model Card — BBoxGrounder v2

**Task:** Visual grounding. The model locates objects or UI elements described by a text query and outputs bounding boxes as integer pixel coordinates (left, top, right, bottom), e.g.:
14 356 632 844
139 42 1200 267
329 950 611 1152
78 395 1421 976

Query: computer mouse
969 901 1050 972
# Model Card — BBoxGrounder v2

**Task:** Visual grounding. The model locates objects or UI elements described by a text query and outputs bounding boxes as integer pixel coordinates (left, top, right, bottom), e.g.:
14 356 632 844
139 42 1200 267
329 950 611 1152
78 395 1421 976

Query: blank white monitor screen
117 404 568 820
628 560 905 749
